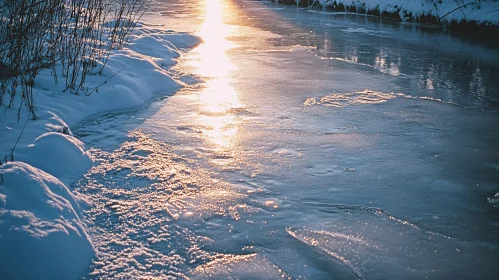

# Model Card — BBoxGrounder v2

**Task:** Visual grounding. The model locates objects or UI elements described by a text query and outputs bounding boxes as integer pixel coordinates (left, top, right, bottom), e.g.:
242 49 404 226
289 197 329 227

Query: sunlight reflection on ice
187 0 240 152
76 131 250 278
193 0 236 77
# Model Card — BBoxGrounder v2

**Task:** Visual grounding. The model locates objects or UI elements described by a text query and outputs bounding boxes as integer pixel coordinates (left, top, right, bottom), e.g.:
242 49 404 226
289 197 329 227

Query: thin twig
8 113 30 162
454 0 467 20
439 2 476 21
85 70 121 96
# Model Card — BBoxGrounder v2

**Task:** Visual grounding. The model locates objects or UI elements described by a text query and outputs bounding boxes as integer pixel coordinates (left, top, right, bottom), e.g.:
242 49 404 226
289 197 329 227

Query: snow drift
306 0 499 26
0 162 93 280
0 23 200 279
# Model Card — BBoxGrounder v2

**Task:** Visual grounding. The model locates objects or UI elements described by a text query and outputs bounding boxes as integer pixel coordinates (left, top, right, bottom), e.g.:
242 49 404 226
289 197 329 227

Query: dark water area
272 0 499 46
239 3 499 110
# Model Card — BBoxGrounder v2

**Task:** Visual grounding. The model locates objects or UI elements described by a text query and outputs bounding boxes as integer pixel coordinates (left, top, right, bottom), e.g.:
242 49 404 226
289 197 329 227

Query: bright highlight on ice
189 0 241 151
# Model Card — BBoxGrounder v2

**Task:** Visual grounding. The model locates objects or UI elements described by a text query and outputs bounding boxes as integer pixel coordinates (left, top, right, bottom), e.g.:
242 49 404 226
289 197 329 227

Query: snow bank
0 162 93 280
311 0 499 26
23 132 93 180
1 27 201 180
0 23 201 279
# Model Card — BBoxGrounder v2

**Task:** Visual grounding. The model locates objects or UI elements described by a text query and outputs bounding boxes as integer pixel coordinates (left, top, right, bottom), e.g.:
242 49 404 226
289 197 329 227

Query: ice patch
304 90 460 108
304 90 399 108
272 148 301 157
341 27 390 37
487 192 499 206
304 97 319 106
287 204 498 279
306 164 346 177
72 131 250 278
189 253 290 279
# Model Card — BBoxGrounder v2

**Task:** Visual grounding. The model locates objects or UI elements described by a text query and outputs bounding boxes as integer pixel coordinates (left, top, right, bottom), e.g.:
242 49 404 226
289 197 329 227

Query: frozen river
74 0 499 278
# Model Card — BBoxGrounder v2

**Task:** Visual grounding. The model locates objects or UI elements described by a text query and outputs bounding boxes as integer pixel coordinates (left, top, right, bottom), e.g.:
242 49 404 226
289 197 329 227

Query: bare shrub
0 0 154 120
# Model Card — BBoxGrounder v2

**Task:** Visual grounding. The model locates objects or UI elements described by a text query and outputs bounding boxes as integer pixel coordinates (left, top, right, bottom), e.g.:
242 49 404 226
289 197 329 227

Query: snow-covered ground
0 23 200 279
305 0 499 26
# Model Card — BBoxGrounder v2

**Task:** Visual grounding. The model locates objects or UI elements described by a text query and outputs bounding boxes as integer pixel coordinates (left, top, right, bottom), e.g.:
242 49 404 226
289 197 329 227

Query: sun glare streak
190 0 240 151
193 0 236 77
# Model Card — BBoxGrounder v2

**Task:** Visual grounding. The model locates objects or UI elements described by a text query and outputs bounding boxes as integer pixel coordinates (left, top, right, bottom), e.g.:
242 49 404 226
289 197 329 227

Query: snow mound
127 28 202 70
0 162 94 280
1 28 201 183
21 132 93 182
129 36 180 59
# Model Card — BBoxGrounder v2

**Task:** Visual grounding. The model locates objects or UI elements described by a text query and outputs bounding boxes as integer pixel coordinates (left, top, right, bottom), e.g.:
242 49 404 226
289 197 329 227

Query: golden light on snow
190 0 240 152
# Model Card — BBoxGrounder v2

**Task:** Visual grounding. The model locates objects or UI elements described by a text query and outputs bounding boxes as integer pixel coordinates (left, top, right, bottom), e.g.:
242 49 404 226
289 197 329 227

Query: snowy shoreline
274 0 499 30
0 23 200 279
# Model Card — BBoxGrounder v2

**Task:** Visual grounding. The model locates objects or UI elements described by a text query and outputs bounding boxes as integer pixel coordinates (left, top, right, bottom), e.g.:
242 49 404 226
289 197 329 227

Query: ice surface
72 131 250 278
287 205 498 279
189 253 290 279
70 1 496 278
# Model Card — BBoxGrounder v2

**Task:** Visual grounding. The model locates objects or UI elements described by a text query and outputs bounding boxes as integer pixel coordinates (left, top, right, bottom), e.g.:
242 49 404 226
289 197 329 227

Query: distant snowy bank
0 24 200 279
277 0 499 27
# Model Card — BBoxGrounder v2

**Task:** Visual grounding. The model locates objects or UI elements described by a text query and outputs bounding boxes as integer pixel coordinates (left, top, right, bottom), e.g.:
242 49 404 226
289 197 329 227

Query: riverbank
274 0 499 33
0 23 200 279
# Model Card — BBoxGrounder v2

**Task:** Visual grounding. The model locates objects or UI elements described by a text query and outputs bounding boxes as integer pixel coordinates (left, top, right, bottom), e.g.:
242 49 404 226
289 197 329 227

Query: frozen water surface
74 0 499 278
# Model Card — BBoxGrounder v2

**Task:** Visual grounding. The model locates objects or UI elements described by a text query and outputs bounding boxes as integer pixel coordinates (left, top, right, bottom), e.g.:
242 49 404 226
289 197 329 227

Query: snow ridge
304 0 499 26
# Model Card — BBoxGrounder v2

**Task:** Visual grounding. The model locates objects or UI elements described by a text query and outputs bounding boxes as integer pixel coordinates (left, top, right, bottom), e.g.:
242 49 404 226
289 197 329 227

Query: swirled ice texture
286 205 498 279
